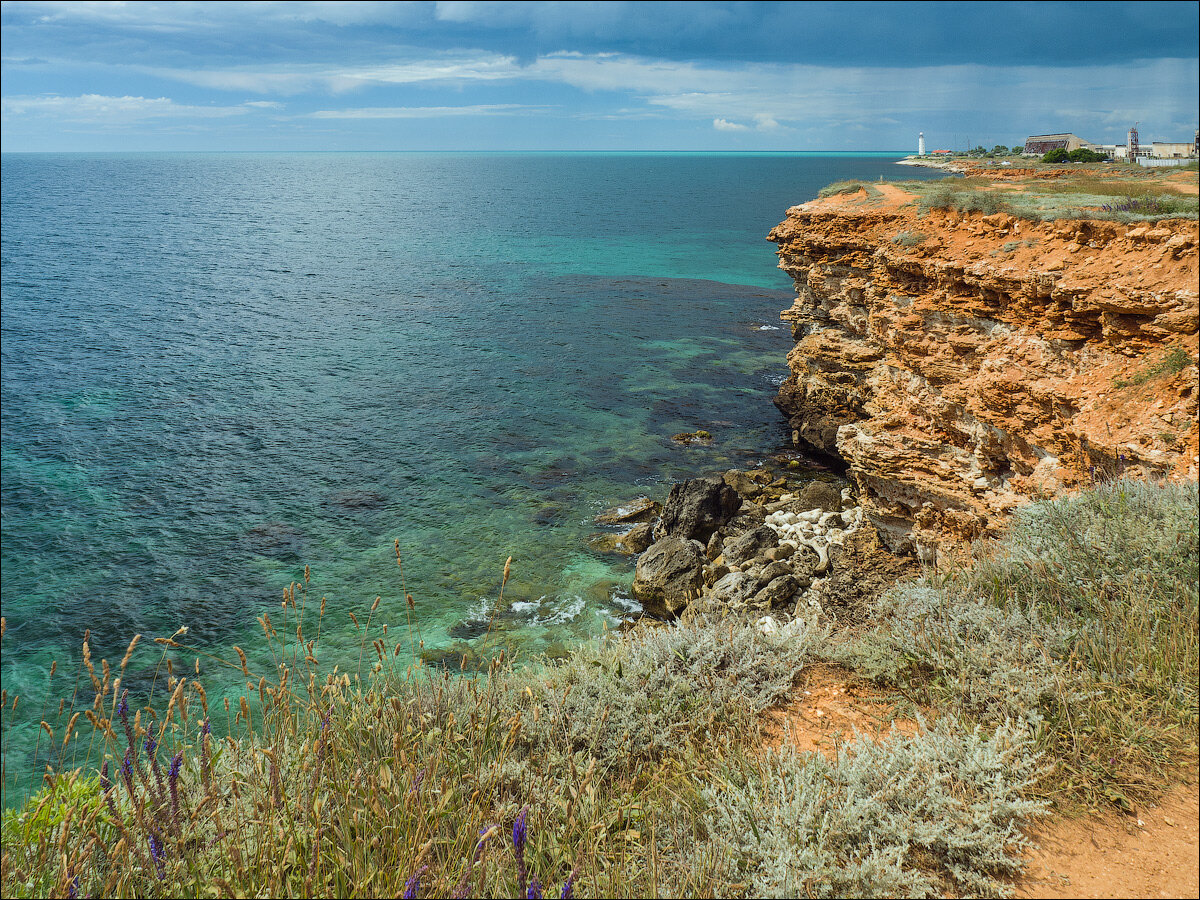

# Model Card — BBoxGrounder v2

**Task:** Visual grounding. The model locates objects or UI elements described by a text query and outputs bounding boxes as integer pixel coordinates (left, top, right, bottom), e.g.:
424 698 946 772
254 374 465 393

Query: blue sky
2 1 1197 152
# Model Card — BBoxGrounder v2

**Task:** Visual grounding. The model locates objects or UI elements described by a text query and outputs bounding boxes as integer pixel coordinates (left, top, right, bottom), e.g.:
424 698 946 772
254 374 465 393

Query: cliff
768 183 1199 559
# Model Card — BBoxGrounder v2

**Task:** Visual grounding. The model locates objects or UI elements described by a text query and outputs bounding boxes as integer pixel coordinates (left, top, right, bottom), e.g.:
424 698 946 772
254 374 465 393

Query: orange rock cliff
768 189 1199 560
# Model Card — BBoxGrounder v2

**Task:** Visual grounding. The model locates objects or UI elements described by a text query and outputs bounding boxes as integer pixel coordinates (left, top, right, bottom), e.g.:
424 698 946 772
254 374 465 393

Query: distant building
918 132 926 156
1128 125 1146 158
1022 133 1094 155
1150 141 1194 158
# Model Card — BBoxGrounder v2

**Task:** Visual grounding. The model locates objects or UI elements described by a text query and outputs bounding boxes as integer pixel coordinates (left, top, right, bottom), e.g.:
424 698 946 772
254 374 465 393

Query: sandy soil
767 668 1200 899
1017 782 1199 899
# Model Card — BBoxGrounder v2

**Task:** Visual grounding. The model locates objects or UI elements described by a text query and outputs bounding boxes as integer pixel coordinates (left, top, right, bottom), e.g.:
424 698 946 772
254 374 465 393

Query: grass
898 173 1200 222
2 479 1196 897
851 479 1199 812
889 231 927 248
817 181 882 200
1113 346 1192 388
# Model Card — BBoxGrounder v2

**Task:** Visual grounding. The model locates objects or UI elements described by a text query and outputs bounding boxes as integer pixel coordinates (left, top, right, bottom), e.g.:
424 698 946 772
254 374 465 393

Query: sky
1 1 1197 152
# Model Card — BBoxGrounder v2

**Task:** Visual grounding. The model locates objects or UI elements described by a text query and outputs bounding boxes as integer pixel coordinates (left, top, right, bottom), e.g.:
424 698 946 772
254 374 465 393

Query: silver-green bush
705 719 1046 898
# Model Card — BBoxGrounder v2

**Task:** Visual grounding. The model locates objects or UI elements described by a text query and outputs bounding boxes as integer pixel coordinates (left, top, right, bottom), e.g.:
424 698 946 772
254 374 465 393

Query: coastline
2 165 1197 899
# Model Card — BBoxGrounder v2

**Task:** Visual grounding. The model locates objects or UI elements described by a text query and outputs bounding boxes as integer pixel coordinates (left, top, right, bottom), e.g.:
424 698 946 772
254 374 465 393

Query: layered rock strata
769 195 1200 558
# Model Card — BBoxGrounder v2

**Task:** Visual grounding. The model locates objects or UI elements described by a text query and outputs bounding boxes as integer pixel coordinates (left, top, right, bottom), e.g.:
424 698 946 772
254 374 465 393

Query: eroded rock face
655 476 742 543
769 197 1200 558
631 535 706 618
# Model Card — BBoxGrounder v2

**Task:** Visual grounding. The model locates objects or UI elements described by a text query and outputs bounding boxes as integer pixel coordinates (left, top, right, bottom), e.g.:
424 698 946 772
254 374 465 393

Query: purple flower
120 748 134 793
527 876 543 900
560 870 577 900
168 752 183 782
402 865 427 900
512 808 528 855
68 875 80 899
200 718 211 737
144 733 157 755
148 833 166 879
512 808 529 897
117 692 129 721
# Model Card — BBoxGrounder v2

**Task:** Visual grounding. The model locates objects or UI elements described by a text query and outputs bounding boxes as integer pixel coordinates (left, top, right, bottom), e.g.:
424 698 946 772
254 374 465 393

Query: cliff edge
769 179 1199 559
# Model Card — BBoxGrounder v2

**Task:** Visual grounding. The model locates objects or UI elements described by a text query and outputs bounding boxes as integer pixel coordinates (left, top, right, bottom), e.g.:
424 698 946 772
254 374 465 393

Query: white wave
757 325 782 331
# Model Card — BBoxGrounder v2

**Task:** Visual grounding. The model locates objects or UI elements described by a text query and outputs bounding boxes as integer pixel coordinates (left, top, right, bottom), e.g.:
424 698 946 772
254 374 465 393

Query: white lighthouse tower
918 132 926 156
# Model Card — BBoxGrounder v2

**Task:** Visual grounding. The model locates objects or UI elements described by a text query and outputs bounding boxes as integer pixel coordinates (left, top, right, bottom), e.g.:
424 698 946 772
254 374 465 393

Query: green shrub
889 231 927 248
705 719 1046 898
863 479 1199 811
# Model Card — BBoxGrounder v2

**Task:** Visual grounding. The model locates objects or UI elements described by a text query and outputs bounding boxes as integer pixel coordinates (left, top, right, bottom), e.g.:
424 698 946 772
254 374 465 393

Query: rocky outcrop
631 535 706 618
769 193 1200 559
654 476 742 542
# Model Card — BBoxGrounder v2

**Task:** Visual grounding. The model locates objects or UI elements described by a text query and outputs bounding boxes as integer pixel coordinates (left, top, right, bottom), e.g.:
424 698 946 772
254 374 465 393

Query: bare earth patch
1016 780 1199 899
763 664 920 756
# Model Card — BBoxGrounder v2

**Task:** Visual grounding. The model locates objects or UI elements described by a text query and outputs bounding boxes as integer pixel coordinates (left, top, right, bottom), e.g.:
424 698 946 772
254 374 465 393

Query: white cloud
309 103 539 119
712 117 747 131
0 94 258 121
754 114 780 131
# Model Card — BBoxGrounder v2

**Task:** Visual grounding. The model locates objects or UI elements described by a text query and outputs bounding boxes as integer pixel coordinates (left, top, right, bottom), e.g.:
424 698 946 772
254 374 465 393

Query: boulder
620 521 655 554
752 575 801 609
655 476 742 542
794 480 844 513
631 535 706 618
707 571 761 608
758 560 795 584
764 543 796 562
594 497 661 525
722 469 764 499
722 525 778 567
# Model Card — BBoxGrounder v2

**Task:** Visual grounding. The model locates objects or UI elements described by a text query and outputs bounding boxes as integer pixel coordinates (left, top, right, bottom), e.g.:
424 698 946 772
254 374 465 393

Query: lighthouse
918 132 926 156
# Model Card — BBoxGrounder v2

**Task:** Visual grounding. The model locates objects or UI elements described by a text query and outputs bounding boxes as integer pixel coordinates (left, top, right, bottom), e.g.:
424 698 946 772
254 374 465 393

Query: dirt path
1017 780 1199 899
768 667 1200 899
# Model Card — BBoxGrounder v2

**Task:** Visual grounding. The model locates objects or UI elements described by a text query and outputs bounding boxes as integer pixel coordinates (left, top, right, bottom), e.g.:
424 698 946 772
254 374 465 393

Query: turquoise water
0 152 939 801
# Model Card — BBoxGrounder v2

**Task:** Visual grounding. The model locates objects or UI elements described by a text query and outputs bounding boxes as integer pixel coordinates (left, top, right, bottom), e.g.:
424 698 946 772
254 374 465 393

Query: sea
0 151 941 803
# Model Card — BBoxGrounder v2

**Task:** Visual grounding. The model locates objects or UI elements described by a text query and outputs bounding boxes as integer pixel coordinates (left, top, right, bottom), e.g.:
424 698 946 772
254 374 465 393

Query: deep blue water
0 152 939 801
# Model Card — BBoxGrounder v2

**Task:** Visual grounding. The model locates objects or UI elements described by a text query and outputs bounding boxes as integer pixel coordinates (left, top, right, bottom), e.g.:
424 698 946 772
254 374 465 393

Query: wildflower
120 748 135 794
117 692 129 722
68 875 80 899
144 733 157 755
148 833 166 880
168 751 184 831
512 808 529 896
560 869 577 900
402 865 427 900
527 875 543 899
200 718 211 737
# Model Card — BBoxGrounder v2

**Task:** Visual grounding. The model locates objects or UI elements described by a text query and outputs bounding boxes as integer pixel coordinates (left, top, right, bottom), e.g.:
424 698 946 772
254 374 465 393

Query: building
1128 125 1146 158
918 132 926 156
1150 141 1194 158
1022 133 1093 155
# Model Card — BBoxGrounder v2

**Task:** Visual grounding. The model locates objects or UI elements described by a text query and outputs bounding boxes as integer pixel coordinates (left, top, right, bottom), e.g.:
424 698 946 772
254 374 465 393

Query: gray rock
794 481 843 513
723 525 778 567
752 575 801 609
707 571 761 607
704 562 730 586
594 497 661 525
722 469 765 500
789 545 823 581
764 543 796 562
655 477 742 543
621 522 655 554
631 535 706 618
705 529 725 560
758 560 795 584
